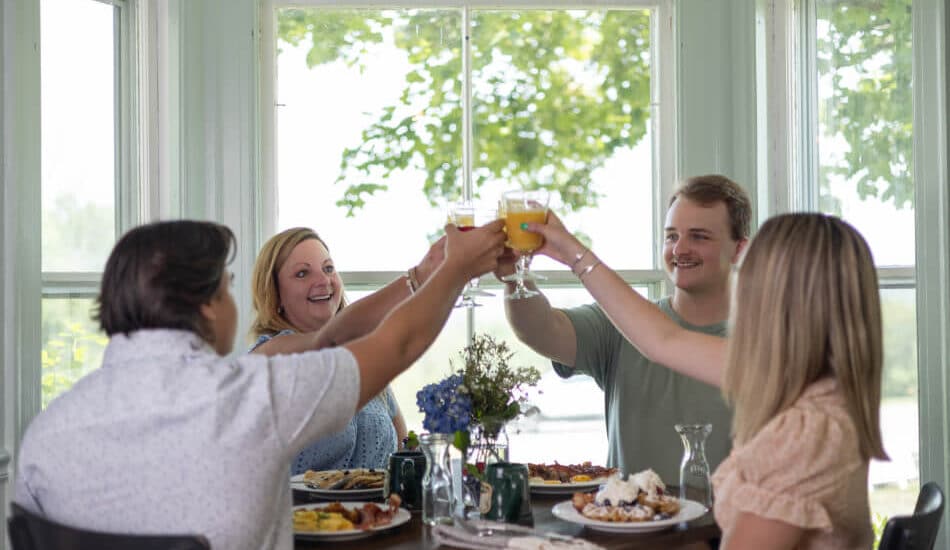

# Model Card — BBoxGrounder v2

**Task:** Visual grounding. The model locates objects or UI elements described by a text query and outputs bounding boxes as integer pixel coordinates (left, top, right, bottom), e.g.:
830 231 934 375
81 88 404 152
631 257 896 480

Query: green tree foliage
817 0 912 214
278 8 651 215
41 298 108 408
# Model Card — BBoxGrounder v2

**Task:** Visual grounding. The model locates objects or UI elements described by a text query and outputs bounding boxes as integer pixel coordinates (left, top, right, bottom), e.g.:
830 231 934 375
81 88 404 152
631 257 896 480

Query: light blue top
251 330 400 473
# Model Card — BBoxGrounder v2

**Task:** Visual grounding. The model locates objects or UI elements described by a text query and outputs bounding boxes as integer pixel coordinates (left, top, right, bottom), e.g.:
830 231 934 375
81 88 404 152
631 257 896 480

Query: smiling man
499 175 750 482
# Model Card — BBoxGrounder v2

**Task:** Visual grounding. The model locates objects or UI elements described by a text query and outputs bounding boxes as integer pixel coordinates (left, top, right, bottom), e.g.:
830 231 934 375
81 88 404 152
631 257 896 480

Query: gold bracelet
578 260 602 279
569 249 589 272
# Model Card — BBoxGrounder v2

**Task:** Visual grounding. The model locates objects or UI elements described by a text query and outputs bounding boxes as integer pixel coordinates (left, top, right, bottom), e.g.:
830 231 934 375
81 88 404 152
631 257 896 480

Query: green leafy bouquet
416 334 541 453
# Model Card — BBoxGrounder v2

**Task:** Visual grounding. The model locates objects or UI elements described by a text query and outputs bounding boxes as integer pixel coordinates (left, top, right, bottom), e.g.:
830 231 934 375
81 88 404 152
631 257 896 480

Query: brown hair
250 227 347 338
670 174 751 241
95 220 236 342
723 213 887 460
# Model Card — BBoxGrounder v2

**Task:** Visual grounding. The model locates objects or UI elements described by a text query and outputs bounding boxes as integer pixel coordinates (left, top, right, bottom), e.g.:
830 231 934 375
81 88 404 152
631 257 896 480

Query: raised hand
443 219 507 282
520 210 587 267
493 246 518 282
414 235 447 285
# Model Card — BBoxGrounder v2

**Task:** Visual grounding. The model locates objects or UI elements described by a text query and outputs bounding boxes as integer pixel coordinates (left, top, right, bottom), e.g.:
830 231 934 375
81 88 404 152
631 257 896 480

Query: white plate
529 479 605 495
290 473 384 501
551 499 707 534
292 502 410 541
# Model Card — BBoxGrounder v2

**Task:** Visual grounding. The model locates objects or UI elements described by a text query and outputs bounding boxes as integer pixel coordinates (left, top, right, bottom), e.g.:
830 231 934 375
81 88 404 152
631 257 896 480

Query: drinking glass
448 202 497 307
675 423 713 510
500 190 550 300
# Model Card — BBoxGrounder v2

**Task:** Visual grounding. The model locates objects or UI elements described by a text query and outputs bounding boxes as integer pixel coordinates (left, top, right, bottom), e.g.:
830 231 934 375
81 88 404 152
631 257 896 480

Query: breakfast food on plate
293 494 402 533
571 469 680 522
527 461 618 484
300 468 386 490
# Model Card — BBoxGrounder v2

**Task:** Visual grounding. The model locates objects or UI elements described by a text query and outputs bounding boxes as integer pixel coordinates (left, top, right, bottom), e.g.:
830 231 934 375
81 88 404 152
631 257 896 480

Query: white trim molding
913 0 950 547
2 0 43 545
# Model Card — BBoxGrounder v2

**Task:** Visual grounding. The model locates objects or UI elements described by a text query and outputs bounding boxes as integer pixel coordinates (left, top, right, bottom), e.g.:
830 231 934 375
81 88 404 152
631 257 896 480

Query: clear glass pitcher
419 433 454 525
675 423 713 509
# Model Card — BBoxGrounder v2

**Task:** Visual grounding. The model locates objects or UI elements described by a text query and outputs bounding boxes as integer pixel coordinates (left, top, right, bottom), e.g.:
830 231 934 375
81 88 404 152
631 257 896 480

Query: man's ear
732 237 750 265
199 299 217 322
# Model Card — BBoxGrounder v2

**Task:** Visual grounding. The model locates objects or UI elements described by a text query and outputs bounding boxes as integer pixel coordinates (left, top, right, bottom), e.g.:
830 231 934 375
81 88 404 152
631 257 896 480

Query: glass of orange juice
448 202 497 307
500 189 550 300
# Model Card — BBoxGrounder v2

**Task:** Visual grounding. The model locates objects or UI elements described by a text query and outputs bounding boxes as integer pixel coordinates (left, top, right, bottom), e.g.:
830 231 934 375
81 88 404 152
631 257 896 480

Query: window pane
41 297 108 408
41 0 116 272
275 8 657 272
478 286 645 465
870 288 919 520
816 0 914 266
276 9 461 271
470 9 655 271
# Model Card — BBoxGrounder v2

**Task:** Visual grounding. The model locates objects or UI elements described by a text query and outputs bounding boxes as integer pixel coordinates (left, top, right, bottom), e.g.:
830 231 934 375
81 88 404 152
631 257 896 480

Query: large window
40 0 126 407
811 0 918 520
271 3 667 463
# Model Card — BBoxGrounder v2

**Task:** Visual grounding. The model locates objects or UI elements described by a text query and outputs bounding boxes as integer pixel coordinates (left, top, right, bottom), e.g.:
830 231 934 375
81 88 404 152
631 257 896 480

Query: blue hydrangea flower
416 374 473 434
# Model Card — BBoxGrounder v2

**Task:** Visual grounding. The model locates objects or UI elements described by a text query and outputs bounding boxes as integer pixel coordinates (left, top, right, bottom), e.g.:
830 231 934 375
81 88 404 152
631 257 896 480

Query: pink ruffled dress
711 377 873 549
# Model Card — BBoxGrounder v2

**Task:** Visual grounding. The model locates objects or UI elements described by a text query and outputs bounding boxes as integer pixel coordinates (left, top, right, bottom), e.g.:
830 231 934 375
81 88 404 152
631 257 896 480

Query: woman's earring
277 305 285 315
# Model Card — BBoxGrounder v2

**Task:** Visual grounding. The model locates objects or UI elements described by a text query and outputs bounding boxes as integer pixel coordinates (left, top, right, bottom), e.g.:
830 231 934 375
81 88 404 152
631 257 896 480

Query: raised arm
345 221 506 407
252 236 446 356
495 249 578 367
524 212 726 387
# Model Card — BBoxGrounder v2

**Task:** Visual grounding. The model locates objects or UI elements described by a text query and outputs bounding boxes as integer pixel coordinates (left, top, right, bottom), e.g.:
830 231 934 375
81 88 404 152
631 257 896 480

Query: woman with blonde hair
522 212 885 549
249 227 446 473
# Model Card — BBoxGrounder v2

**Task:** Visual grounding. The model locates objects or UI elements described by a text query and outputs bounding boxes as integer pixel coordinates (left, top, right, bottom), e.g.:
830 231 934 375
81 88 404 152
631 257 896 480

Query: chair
7 503 210 550
878 481 945 550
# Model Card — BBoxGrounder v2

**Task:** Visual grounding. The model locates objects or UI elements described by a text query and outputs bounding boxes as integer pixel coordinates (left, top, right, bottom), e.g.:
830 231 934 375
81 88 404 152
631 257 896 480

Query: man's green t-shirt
552 297 733 483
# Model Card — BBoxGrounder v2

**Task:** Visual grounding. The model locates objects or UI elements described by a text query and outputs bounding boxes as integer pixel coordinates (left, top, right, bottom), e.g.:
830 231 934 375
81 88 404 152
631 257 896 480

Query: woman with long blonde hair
523 212 885 549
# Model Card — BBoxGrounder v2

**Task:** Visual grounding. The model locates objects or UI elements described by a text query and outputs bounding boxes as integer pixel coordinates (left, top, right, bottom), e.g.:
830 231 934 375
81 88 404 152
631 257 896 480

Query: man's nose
672 237 689 255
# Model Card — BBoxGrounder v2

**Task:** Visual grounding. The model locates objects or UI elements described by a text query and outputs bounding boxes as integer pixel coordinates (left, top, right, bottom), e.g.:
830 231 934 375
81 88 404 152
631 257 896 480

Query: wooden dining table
293 490 721 549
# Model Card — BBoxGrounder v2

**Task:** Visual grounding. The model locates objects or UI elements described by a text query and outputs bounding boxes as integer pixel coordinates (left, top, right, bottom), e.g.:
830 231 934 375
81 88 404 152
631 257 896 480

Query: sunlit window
40 0 120 406
814 0 917 521
273 5 661 461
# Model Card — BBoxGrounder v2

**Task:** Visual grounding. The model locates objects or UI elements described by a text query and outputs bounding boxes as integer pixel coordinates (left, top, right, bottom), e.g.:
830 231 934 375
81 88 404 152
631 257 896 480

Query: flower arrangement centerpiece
416 334 541 469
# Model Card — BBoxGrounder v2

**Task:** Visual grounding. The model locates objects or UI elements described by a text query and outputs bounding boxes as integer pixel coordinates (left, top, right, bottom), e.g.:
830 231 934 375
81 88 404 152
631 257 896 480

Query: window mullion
461 6 473 202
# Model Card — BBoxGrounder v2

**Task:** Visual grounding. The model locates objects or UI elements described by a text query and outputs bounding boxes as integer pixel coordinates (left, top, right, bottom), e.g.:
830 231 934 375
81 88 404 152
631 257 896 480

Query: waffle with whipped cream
571 469 680 522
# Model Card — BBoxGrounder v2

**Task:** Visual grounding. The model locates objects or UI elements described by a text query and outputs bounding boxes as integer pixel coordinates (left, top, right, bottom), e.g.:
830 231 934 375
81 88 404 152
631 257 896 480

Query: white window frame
259 0 678 317
2 0 154 532
761 0 950 545
39 0 150 379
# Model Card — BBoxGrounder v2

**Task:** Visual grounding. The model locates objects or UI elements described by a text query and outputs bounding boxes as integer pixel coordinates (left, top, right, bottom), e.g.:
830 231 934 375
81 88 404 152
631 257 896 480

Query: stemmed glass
448 202 497 308
500 190 550 300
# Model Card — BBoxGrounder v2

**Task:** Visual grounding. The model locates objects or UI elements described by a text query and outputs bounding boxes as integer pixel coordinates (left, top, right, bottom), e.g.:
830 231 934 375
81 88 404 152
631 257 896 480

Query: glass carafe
675 423 713 509
419 433 454 525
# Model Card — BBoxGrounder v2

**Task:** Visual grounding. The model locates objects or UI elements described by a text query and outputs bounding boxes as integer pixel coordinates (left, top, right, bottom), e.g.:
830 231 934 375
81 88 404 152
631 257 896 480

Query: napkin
431 521 605 550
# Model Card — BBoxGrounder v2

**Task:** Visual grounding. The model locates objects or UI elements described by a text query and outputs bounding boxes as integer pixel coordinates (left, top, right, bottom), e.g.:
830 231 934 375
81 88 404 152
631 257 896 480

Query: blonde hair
250 227 347 338
723 213 887 461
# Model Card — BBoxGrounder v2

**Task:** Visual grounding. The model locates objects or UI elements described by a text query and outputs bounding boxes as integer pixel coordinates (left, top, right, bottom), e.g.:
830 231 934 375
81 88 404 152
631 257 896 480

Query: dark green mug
483 462 532 522
384 450 426 511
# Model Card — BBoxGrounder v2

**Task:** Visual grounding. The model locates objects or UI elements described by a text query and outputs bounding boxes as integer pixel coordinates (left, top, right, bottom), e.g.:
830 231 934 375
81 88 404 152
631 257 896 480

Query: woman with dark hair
14 218 505 549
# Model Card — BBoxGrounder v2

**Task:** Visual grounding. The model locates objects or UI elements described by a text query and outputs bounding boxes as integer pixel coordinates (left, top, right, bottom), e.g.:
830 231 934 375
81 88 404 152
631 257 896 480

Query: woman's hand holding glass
441 219 507 289
516 209 588 268
448 203 499 307
500 190 551 299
